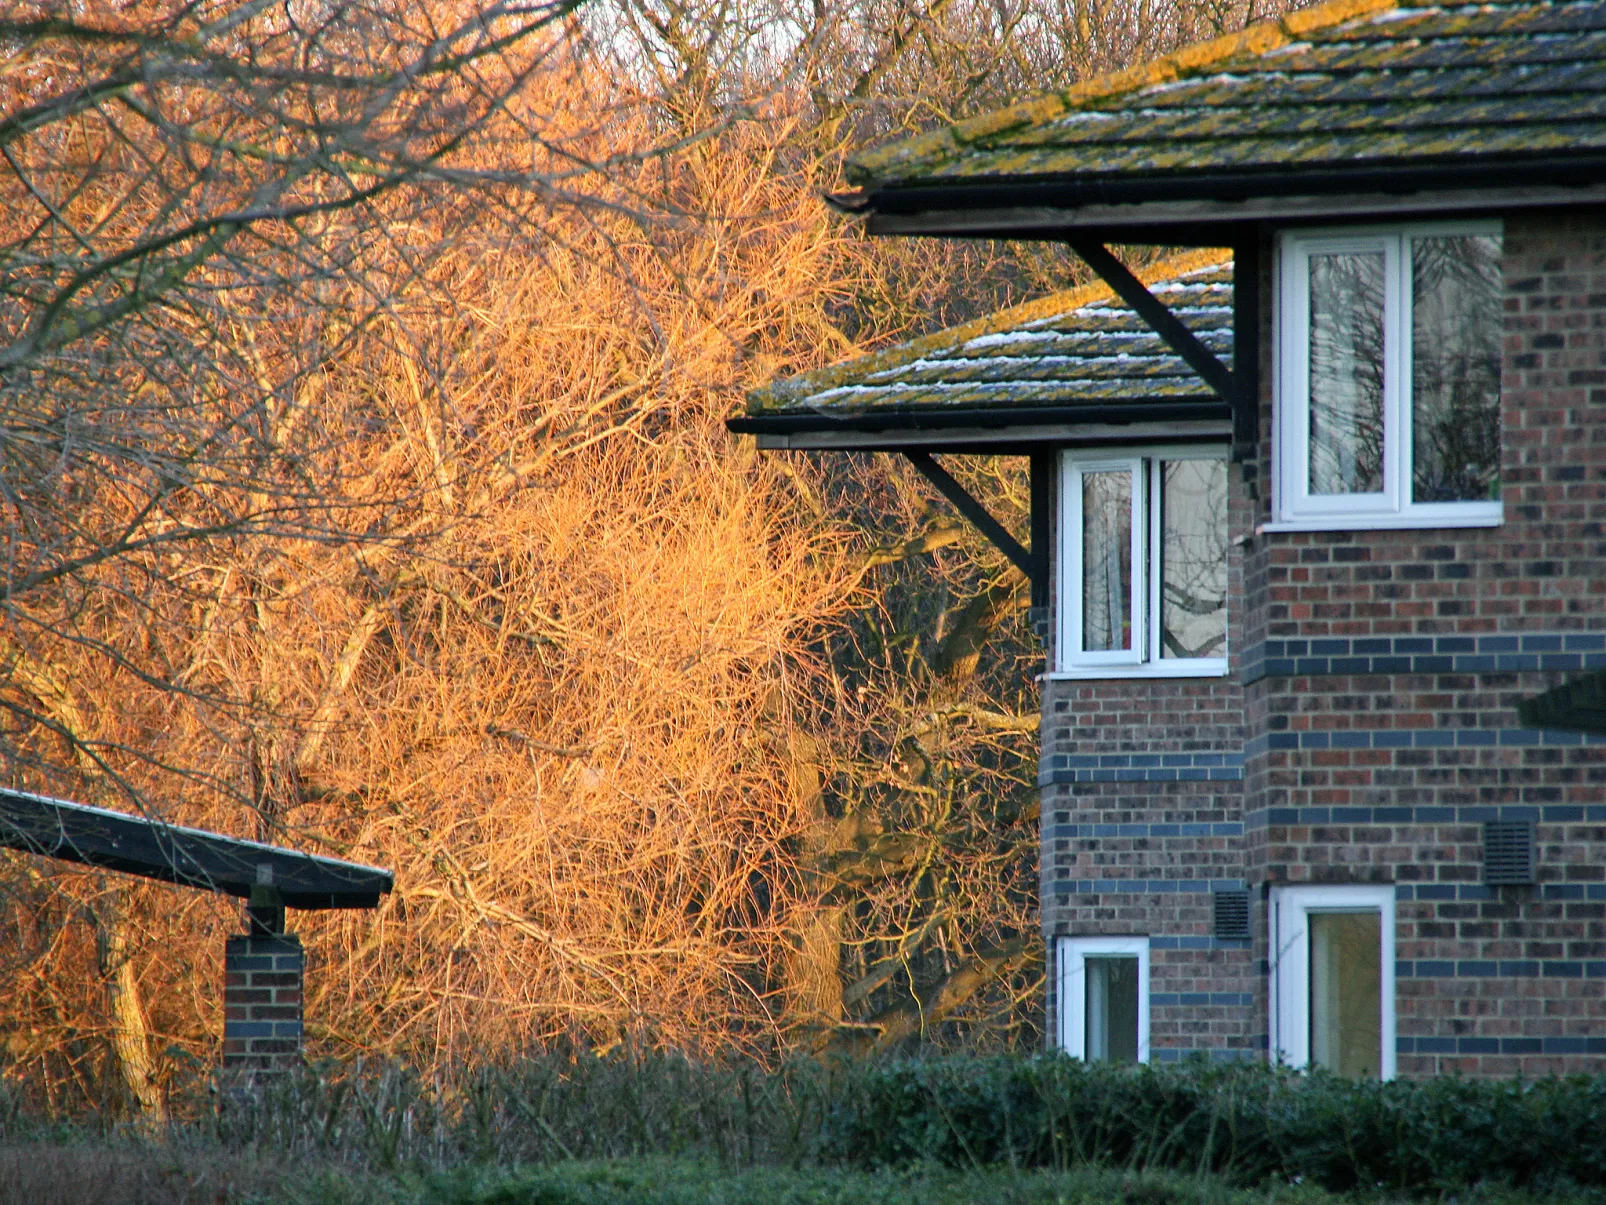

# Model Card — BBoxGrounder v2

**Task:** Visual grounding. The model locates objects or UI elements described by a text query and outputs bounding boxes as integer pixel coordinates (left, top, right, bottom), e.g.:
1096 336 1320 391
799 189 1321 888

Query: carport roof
0 787 392 909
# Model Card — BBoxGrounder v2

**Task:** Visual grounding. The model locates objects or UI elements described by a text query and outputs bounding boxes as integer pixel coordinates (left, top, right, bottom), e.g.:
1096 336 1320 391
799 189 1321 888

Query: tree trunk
94 891 165 1125
868 937 1030 1051
782 729 845 1028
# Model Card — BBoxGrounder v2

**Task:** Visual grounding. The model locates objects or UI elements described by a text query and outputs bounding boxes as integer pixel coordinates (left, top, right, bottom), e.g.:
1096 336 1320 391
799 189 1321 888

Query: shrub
818 1056 1606 1194
8 1049 1606 1199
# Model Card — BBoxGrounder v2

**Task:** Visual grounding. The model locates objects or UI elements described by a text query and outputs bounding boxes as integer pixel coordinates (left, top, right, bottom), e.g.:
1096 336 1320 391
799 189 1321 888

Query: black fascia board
859 153 1606 234
726 399 1230 438
0 787 393 909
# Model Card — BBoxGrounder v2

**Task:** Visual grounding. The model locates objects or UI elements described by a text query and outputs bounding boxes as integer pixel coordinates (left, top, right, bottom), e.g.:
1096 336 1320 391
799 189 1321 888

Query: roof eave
727 399 1231 438
1517 670 1606 737
858 155 1606 239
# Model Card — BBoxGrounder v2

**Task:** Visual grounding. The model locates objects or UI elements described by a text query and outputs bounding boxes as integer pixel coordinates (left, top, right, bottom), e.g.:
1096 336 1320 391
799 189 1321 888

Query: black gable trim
863 153 1606 229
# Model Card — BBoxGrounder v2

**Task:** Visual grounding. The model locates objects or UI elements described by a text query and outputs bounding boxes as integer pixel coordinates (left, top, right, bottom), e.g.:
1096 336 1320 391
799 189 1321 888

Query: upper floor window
1274 223 1503 530
1057 448 1227 678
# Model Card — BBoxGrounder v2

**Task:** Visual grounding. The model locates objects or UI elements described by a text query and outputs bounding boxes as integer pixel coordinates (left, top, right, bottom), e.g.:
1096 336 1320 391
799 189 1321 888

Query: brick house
730 0 1606 1077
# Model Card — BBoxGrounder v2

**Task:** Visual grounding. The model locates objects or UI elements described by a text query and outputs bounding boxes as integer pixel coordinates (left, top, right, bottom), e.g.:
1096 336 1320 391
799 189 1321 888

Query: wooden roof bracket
1067 237 1258 462
903 450 1052 612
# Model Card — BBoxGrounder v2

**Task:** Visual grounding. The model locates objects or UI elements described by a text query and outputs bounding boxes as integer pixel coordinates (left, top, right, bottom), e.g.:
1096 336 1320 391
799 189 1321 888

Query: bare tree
0 0 701 1114
0 0 717 787
0 0 1310 1112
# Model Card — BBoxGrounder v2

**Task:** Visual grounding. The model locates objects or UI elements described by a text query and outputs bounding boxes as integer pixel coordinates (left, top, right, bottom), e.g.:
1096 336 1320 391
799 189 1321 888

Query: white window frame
1268 884 1396 1080
1053 446 1229 680
1270 220 1504 531
1057 935 1150 1063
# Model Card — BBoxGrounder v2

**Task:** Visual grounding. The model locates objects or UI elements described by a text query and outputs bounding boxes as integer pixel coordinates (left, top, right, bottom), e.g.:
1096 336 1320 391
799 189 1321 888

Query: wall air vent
1213 888 1252 941
1483 820 1536 886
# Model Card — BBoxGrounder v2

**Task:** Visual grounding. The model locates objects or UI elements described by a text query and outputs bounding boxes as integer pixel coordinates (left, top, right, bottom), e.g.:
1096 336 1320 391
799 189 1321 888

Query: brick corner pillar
223 932 304 1071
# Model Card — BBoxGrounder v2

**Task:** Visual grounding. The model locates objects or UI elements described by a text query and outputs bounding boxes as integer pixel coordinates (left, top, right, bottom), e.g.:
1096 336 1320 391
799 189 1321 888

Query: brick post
222 933 303 1070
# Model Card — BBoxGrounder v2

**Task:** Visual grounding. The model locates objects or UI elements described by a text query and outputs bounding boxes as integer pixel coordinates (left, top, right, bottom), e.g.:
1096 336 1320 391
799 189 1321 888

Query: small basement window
1057 448 1227 678
1273 222 1503 530
1057 936 1149 1064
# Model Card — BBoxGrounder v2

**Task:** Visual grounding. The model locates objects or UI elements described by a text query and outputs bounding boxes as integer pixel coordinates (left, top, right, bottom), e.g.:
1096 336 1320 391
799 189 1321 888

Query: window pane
1412 235 1502 502
1309 911 1382 1078
1308 252 1386 496
1081 470 1132 652
1085 956 1140 1063
1160 460 1227 659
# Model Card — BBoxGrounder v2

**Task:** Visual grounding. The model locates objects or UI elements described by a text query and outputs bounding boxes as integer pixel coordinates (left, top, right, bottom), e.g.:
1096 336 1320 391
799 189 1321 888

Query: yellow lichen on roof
747 248 1229 412
847 0 1401 184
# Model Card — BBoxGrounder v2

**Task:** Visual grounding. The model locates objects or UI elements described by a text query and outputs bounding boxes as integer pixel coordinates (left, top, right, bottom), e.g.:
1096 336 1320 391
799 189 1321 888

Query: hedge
818 1057 1606 1195
9 1047 1606 1198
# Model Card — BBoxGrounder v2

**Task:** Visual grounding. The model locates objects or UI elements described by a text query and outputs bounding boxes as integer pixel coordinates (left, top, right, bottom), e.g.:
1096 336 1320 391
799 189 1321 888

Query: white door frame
1268 884 1396 1079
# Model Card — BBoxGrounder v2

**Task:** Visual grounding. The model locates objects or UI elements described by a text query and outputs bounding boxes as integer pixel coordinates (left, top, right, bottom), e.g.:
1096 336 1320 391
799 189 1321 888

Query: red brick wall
1040 466 1254 1058
223 934 304 1072
1043 210 1606 1075
1237 210 1606 1076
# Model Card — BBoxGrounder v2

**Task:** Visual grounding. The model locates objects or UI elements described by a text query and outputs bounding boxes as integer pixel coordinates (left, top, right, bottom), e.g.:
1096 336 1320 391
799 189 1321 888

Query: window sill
1260 509 1502 533
1042 661 1228 682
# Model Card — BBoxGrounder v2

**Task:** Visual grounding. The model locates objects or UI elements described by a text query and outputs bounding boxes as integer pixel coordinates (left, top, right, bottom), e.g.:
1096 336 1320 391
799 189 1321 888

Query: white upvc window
1269 885 1396 1080
1057 936 1150 1064
1272 221 1503 531
1056 448 1228 679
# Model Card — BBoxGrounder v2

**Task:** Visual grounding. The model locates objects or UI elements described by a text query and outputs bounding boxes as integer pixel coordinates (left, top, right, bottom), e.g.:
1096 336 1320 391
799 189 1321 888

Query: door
1269 885 1395 1079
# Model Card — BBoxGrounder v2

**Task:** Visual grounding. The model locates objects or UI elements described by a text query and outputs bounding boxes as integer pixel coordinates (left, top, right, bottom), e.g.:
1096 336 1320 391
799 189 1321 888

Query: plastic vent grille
1483 820 1536 886
1213 889 1252 941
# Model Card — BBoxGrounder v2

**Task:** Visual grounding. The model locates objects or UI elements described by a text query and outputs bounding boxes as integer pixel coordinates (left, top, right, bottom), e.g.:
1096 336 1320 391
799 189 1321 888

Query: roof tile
846 0 1606 190
746 252 1233 423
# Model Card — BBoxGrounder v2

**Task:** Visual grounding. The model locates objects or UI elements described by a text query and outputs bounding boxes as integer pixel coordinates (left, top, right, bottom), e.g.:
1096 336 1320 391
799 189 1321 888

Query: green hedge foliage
9 1047 1606 1199
819 1057 1606 1195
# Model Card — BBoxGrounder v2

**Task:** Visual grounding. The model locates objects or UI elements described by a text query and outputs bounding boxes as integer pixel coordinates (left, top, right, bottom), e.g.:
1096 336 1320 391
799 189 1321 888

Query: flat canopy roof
729 251 1233 449
0 788 392 909
838 0 1606 238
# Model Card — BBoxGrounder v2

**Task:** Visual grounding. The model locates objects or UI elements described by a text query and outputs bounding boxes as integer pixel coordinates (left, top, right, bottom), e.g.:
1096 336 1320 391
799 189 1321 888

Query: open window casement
1057 936 1150 1064
1057 449 1228 679
1269 885 1396 1080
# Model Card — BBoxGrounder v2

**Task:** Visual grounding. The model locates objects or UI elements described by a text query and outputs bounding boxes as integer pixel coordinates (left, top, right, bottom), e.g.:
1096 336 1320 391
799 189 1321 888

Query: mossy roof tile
747 253 1232 420
845 0 1606 189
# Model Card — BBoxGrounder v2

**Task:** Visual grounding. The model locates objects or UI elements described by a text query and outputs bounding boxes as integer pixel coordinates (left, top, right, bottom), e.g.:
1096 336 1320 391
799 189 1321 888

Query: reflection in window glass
1308 252 1386 496
1160 460 1227 659
1309 911 1382 1078
1085 956 1140 1063
1412 235 1502 503
1082 470 1132 652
